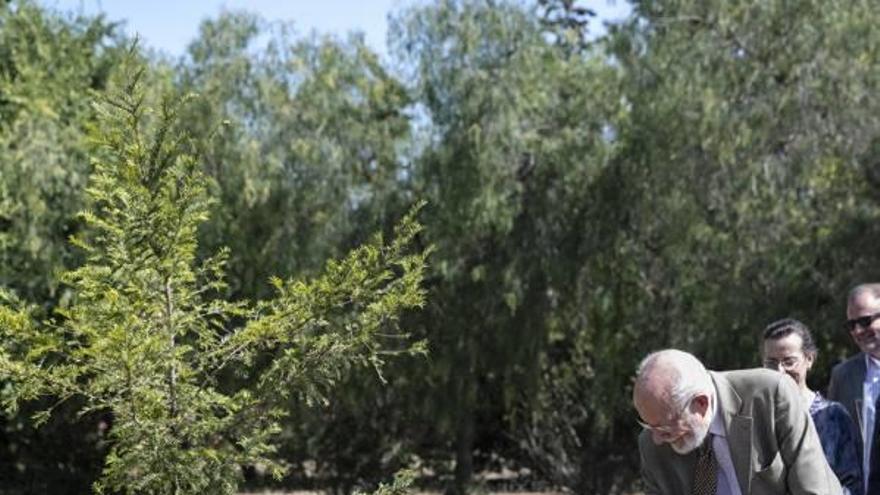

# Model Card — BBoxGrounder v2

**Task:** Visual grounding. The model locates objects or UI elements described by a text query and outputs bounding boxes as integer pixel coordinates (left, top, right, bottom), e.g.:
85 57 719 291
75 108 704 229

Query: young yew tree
0 60 428 494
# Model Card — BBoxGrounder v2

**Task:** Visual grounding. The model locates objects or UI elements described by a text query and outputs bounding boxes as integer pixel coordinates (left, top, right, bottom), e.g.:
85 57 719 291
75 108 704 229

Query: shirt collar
866 354 880 382
708 385 725 437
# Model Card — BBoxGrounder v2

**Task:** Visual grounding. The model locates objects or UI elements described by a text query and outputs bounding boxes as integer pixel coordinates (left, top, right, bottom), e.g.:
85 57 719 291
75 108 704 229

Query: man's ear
691 394 710 416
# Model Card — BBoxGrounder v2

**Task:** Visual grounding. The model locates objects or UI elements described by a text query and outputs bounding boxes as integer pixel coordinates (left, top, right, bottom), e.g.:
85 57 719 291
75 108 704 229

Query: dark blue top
811 393 864 495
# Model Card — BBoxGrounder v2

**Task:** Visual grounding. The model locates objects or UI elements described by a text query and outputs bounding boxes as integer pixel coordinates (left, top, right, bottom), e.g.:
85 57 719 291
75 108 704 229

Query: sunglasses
845 311 880 333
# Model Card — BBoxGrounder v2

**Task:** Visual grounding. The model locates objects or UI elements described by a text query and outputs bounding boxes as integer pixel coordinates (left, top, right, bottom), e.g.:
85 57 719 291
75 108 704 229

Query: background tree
0 0 123 308
0 2 129 490
172 14 421 491
512 0 880 491
606 0 880 368
177 12 414 300
0 54 428 494
4 0 880 493
389 1 619 492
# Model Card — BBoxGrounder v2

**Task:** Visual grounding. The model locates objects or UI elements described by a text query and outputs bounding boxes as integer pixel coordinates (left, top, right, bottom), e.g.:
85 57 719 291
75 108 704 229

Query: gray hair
636 349 713 410
849 283 880 305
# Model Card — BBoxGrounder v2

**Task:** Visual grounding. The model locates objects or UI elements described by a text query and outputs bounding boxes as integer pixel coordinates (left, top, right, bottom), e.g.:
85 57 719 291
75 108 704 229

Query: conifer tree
0 53 428 495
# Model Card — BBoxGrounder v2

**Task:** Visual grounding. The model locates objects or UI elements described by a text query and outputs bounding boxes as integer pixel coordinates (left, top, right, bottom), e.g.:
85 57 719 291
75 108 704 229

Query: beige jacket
638 369 842 495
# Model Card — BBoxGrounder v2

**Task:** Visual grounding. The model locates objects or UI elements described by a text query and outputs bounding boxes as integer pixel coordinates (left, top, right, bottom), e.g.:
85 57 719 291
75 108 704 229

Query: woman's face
762 333 814 389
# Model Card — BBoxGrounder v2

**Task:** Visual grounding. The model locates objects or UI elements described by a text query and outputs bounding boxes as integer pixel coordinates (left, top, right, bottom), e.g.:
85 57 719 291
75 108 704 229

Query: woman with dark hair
762 318 863 495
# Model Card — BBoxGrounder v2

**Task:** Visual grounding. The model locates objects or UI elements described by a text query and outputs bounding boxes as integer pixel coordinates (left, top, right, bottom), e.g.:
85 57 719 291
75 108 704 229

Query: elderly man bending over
633 349 841 495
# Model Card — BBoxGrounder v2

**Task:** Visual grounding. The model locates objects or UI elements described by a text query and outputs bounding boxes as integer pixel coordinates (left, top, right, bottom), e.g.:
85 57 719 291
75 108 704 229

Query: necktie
691 434 718 495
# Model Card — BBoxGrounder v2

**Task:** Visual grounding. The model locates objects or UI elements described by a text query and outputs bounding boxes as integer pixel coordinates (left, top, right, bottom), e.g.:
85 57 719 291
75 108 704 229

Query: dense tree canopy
2 0 880 493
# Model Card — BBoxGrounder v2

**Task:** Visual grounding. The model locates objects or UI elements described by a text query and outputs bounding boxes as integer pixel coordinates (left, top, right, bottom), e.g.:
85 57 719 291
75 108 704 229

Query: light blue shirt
863 355 880 490
709 387 742 495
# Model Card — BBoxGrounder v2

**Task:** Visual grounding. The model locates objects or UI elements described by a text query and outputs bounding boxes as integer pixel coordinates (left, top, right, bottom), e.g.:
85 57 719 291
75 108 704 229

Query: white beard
670 412 710 455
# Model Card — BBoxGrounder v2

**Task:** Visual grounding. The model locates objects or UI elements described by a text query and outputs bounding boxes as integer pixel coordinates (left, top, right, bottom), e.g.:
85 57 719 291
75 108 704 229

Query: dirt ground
240 493 567 495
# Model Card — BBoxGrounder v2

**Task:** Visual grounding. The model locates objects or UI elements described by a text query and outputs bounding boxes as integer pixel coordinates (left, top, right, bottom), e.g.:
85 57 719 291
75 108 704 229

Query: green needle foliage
0 55 428 495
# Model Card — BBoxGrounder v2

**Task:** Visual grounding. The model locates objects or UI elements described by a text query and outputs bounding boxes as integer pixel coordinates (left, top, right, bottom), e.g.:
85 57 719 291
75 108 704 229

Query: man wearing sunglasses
635 349 841 495
829 283 880 494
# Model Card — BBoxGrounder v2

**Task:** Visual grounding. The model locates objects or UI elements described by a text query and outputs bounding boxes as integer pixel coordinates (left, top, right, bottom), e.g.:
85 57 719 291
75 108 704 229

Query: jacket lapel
710 371 752 494
851 356 867 434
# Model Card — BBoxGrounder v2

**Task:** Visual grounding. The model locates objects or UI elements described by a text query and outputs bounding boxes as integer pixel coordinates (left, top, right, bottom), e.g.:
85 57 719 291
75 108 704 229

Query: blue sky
40 1 631 58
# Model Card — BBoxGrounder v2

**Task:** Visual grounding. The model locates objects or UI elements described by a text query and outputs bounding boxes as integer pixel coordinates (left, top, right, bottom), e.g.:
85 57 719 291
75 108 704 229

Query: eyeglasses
636 417 687 441
636 395 695 440
763 355 802 370
845 311 880 333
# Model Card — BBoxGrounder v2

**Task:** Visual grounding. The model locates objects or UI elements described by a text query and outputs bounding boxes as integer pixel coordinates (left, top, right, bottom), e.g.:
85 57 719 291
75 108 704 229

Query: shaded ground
240 493 566 495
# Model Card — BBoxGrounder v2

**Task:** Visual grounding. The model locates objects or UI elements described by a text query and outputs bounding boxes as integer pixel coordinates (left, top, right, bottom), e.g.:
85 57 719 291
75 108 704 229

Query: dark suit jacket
828 353 880 495
811 395 863 495
828 354 867 459
639 369 841 495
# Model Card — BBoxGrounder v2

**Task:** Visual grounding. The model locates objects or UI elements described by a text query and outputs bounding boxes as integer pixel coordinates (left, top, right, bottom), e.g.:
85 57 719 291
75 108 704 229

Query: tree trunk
453 404 475 495
451 343 476 495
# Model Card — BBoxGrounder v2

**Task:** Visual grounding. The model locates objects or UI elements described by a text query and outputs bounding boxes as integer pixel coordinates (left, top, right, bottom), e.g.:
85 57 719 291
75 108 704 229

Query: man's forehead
634 386 675 423
639 360 679 388
850 292 880 311
634 373 674 405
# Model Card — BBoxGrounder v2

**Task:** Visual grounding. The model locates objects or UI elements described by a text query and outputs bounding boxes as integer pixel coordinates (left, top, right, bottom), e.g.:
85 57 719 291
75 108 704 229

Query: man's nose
651 430 673 444
854 323 872 335
651 431 666 444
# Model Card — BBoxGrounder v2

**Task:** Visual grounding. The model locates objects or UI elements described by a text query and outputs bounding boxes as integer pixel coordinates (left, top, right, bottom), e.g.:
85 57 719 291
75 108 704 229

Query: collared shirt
862 355 880 489
709 387 743 495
